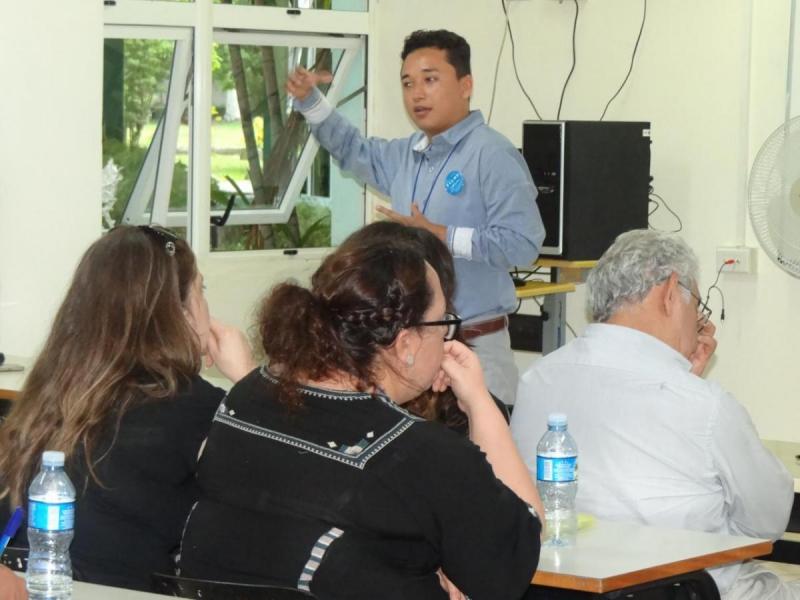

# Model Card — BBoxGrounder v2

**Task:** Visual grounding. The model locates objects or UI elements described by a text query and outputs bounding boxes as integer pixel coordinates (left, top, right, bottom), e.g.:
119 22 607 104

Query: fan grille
749 116 800 278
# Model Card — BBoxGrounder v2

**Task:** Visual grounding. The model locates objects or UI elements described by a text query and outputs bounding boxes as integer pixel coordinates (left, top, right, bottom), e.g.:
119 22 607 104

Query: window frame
103 0 370 255
104 25 194 229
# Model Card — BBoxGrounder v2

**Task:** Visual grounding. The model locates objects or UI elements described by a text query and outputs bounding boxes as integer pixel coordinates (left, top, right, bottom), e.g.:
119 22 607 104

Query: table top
11 521 770 597
12 574 165 600
0 356 231 401
535 258 598 269
763 439 800 493
515 280 577 299
532 519 771 593
74 580 166 599
0 355 30 401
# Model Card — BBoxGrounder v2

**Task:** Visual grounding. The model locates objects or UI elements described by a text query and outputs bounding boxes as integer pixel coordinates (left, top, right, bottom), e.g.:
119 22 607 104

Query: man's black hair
401 30 471 78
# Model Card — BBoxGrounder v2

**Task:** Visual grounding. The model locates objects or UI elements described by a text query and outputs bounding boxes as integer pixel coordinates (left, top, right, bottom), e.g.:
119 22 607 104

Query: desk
514 259 596 355
532 519 771 594
12 575 165 600
0 356 30 401
73 580 165 599
0 357 231 403
763 439 800 494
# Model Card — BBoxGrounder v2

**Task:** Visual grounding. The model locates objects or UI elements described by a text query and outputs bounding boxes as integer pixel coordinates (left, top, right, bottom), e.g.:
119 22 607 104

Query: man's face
400 47 472 138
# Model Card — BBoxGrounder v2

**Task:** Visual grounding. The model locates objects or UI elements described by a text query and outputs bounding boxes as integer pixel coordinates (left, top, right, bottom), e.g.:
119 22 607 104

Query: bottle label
537 455 577 482
28 500 75 531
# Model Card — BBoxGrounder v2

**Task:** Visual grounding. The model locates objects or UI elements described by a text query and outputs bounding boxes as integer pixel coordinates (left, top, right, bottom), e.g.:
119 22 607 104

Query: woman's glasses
415 312 462 341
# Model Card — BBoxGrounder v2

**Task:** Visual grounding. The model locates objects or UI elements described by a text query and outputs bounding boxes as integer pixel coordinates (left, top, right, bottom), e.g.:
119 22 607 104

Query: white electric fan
748 116 800 278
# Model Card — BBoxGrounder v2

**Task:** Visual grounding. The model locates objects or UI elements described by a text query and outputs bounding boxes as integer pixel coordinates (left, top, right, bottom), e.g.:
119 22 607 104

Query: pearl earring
406 354 415 367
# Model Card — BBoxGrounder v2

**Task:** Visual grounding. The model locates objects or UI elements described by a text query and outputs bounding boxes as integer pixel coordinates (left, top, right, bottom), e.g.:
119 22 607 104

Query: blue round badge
444 170 465 195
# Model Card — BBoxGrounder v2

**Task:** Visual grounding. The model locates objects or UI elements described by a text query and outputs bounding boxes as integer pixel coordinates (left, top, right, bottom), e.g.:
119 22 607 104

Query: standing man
288 30 545 405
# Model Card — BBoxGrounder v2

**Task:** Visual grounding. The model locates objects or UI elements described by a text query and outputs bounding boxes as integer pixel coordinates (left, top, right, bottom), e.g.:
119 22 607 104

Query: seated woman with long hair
0 225 254 591
179 222 543 600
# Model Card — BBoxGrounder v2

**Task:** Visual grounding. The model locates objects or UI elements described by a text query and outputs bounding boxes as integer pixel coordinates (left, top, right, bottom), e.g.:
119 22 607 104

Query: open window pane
212 0 367 12
102 31 193 234
209 33 365 251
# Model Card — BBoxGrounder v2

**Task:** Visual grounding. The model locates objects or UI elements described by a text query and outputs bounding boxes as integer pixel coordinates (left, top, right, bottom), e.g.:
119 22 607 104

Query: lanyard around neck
411 139 461 214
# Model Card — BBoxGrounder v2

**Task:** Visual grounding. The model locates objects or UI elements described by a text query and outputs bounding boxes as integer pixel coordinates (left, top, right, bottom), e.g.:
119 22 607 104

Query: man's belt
462 316 508 340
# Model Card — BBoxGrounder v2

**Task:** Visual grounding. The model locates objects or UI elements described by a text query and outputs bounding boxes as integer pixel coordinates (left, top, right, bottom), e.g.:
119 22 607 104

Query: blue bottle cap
547 413 568 428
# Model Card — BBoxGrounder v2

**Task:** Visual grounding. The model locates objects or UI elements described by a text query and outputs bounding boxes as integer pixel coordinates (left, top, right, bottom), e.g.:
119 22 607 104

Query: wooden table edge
0 388 18 401
515 282 577 299
531 539 773 593
535 259 598 269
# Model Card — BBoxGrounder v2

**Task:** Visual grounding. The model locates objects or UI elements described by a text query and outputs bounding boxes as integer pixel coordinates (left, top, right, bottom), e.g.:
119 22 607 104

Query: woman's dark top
179 368 541 600
2 375 224 591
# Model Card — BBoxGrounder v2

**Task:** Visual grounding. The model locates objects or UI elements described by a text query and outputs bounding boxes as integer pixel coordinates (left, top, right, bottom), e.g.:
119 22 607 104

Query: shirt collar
412 110 485 153
583 323 693 373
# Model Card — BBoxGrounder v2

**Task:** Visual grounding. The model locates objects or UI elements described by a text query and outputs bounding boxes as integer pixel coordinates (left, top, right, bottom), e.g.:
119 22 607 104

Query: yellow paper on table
577 513 596 531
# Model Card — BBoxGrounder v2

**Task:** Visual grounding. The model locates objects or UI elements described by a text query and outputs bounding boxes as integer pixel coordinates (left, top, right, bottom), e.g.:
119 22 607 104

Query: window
102 28 193 235
208 32 364 250
212 0 368 12
103 0 368 252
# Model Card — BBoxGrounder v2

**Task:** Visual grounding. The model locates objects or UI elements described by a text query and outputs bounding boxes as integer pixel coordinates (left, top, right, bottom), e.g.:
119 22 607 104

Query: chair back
152 572 316 600
0 546 28 572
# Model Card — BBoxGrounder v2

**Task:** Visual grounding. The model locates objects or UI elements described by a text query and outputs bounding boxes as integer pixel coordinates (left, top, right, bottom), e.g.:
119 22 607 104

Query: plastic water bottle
26 451 75 600
536 413 578 546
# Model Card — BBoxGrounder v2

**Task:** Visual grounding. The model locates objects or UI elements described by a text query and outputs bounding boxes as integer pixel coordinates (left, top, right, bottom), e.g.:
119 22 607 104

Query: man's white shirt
511 323 794 598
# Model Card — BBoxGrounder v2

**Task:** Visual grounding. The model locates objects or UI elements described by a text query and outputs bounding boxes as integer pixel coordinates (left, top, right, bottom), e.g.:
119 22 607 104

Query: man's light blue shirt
296 89 545 322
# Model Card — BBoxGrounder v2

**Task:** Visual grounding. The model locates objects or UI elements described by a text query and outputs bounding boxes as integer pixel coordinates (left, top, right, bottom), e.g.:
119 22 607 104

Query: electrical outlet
715 246 756 274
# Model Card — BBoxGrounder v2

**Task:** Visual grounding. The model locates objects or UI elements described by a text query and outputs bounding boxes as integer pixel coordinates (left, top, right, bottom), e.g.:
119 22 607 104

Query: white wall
369 0 799 441
0 1 103 357
1 0 797 440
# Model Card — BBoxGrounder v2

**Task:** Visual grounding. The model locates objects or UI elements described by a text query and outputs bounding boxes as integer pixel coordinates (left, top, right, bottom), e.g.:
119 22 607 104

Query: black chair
526 569 720 600
152 572 316 599
0 398 14 422
604 570 720 600
1 546 28 573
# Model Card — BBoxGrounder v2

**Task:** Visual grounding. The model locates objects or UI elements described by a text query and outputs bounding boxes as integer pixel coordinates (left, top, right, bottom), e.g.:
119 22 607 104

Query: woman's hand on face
204 318 257 383
436 569 466 600
439 340 492 415
0 566 27 600
431 367 451 393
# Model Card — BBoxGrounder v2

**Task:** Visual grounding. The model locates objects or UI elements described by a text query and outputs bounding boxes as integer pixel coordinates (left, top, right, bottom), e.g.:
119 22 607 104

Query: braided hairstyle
328 222 470 427
258 223 434 408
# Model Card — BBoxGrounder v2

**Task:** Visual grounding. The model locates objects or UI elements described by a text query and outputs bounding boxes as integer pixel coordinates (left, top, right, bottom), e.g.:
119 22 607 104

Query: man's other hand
376 203 447 242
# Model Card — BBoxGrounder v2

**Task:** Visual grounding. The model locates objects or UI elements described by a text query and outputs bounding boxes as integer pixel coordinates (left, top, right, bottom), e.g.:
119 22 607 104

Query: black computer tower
522 120 651 260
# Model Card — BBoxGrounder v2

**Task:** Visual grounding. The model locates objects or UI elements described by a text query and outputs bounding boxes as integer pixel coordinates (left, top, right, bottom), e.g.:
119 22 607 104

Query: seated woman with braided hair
334 220 509 432
179 222 543 600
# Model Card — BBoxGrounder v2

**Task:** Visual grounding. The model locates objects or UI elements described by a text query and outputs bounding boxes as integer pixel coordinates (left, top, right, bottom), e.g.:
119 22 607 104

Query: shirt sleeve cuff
448 226 474 260
293 88 333 125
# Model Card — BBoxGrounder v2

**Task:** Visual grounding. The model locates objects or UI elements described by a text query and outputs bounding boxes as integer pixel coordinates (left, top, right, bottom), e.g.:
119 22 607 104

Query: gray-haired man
510 229 795 599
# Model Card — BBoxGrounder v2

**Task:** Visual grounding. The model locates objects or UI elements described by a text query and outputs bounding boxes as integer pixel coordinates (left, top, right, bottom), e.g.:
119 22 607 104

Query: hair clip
138 225 178 256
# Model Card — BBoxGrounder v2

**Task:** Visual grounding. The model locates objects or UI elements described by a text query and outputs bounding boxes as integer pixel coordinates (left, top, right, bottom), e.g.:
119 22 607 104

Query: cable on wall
501 0 543 120
487 18 509 124
705 260 734 321
556 0 580 121
647 184 683 233
599 0 647 121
